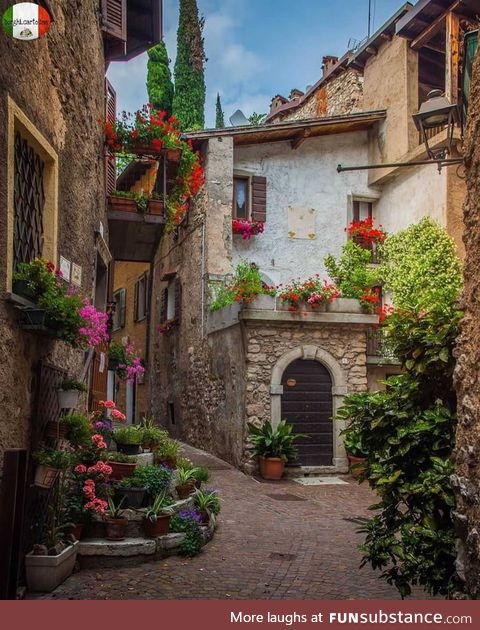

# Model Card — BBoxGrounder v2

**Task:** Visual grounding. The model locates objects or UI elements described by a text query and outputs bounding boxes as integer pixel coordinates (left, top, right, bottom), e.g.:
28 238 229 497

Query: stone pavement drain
37 443 434 601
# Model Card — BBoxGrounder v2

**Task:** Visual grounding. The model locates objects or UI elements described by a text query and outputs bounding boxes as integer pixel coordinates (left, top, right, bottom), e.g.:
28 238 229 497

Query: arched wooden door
281 359 333 466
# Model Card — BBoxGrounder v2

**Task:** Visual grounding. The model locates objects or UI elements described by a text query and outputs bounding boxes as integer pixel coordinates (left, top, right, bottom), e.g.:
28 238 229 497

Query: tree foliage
173 0 206 130
215 93 225 128
147 42 174 115
337 220 463 598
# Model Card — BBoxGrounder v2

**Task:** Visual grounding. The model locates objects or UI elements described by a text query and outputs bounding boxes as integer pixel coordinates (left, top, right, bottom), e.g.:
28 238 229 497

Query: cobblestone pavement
41 445 432 600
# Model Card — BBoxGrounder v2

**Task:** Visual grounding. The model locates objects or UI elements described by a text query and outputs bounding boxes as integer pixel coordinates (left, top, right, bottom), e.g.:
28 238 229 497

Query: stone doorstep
284 465 348 477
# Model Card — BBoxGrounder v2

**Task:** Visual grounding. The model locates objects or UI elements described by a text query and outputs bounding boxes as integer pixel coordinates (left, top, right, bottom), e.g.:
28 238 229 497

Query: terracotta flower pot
348 454 367 478
68 524 84 541
108 196 138 212
198 510 210 525
108 461 137 480
104 518 128 540
147 199 164 215
176 482 195 499
258 455 285 481
143 514 171 538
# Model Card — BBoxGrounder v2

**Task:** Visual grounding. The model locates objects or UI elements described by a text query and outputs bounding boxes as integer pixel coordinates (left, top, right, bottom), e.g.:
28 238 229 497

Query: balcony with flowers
103 106 205 261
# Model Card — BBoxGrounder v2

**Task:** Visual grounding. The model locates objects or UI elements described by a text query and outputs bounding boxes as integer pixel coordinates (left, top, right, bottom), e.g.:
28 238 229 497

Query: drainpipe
201 219 206 339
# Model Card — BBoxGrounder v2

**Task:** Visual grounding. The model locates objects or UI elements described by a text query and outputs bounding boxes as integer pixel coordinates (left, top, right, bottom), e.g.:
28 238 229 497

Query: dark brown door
281 359 333 466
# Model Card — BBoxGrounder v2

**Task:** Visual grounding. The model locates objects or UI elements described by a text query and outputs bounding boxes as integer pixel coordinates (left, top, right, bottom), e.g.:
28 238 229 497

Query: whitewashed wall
375 164 447 235
232 131 377 286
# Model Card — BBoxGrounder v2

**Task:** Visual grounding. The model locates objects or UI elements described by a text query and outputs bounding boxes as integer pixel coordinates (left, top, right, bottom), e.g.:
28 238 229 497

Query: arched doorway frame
270 345 348 471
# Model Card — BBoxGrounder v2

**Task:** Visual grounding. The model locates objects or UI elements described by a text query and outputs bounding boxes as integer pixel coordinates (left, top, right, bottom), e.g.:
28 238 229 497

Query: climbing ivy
172 0 206 130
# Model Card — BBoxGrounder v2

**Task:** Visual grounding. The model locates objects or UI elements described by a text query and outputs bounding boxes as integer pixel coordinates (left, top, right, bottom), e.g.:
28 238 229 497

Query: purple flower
178 509 203 523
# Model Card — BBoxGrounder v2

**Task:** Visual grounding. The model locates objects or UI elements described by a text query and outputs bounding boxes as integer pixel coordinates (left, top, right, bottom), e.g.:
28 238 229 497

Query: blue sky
107 0 410 128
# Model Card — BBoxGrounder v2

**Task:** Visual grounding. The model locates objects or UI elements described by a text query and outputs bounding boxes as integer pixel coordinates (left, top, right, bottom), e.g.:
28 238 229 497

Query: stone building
148 114 388 473
0 0 162 595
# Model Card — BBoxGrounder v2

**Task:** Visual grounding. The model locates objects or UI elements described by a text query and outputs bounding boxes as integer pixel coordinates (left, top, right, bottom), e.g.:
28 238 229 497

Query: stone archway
270 345 348 472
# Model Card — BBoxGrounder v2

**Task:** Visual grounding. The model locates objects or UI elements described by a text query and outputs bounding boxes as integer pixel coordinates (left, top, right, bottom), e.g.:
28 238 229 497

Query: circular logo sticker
2 2 51 40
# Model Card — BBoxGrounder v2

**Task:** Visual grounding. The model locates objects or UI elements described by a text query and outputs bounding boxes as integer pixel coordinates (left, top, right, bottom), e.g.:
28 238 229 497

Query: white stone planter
34 464 59 489
57 389 80 410
26 541 78 592
243 295 276 310
326 298 363 314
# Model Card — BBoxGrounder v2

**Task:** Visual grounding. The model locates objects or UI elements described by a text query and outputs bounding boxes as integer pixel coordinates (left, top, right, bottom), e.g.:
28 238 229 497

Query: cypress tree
215 93 225 128
147 42 174 115
173 0 206 130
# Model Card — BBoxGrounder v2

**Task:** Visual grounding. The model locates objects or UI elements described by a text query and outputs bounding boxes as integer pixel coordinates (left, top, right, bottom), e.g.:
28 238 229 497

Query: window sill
5 292 37 309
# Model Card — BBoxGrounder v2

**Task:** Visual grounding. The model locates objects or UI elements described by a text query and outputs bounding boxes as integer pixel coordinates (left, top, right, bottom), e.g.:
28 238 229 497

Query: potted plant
108 341 127 372
247 420 306 481
133 465 172 501
61 412 92 449
57 378 87 410
115 476 146 509
343 429 368 478
143 493 174 537
193 489 220 524
147 193 165 215
108 191 138 212
64 494 92 541
191 465 211 489
113 425 143 455
175 467 197 499
106 452 138 480
154 438 180 468
139 416 169 451
33 447 72 489
104 496 128 540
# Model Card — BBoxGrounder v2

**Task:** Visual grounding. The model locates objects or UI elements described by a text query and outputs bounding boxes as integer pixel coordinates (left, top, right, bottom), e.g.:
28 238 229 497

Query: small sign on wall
71 263 82 287
287 207 316 240
59 256 71 281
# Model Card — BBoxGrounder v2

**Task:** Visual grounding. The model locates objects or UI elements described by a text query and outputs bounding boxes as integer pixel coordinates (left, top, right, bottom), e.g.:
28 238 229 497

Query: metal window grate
13 131 46 270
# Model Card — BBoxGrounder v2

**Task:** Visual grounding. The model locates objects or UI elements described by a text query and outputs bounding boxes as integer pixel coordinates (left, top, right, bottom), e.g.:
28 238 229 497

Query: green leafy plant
134 465 172 498
61 413 92 448
177 467 197 485
179 526 203 557
113 426 143 446
324 241 381 311
342 427 367 458
247 420 305 462
193 489 220 516
144 492 174 523
191 465 210 483
140 424 169 449
154 439 180 459
210 261 275 311
118 476 145 489
176 456 194 470
59 378 87 392
33 447 73 470
105 451 137 464
105 495 126 520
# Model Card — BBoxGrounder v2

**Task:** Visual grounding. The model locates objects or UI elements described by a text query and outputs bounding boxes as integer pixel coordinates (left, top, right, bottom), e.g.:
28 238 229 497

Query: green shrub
133 465 172 499
191 465 210 483
34 447 72 469
61 413 92 448
154 439 180 459
105 451 137 464
113 426 143 445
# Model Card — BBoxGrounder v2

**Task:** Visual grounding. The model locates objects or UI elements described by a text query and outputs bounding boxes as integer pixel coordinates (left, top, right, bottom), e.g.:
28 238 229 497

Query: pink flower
74 464 87 473
78 299 109 348
85 498 108 515
100 400 116 409
111 409 126 422
91 433 107 449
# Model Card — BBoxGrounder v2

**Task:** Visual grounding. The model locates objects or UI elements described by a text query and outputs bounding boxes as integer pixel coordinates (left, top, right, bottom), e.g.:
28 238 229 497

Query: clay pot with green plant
175 467 197 499
57 378 87 410
143 493 174 537
115 476 146 509
193 489 220 524
33 447 73 489
247 420 306 481
191 465 211 489
104 496 128 540
139 416 169 451
154 438 180 468
113 425 143 455
342 428 368 478
106 452 138 480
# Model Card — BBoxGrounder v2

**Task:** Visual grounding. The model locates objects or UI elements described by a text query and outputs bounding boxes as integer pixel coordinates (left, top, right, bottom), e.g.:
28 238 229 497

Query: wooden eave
108 0 162 62
396 0 479 42
107 211 165 262
186 111 387 148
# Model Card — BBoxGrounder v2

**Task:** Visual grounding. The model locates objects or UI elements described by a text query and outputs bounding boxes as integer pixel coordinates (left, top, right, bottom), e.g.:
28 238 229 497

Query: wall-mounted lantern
412 89 460 162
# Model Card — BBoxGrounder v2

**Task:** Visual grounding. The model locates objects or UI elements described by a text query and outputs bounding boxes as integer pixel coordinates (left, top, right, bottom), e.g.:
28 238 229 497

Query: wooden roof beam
291 128 312 150
410 0 461 51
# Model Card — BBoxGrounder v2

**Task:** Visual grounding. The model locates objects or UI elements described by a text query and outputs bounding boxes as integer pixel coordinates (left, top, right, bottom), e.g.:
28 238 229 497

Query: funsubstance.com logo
2 2 51 40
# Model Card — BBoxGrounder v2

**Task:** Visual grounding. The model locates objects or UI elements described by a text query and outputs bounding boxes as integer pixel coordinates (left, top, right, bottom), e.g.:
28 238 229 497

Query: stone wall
453 48 480 598
0 1 106 472
272 70 364 123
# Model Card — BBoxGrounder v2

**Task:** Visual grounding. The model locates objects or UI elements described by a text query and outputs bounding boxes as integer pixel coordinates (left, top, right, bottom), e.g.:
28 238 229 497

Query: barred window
13 131 46 270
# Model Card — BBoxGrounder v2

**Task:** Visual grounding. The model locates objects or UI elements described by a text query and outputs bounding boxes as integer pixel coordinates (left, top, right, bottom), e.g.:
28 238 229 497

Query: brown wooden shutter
251 176 267 223
174 279 182 324
119 288 126 328
160 287 168 323
101 0 127 41
105 79 117 195
145 271 151 316
133 280 139 322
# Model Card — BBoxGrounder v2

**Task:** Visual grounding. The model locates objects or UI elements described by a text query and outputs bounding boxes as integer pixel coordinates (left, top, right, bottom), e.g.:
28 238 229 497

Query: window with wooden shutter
105 79 117 195
160 287 168 323
233 176 250 219
101 0 127 41
113 287 126 330
174 279 182 325
134 272 149 322
251 176 267 223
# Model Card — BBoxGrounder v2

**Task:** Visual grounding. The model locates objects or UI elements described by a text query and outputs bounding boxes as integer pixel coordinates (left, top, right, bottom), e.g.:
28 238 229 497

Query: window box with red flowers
278 277 340 312
232 218 264 240
102 105 204 231
346 217 386 263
